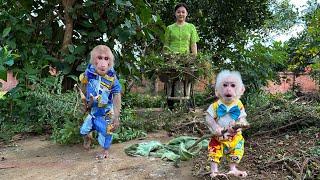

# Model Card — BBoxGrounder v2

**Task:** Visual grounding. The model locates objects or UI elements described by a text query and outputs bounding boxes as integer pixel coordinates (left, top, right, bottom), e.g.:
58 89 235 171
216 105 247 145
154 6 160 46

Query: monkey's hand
232 122 250 131
214 126 224 137
80 102 88 113
234 118 250 130
87 94 96 109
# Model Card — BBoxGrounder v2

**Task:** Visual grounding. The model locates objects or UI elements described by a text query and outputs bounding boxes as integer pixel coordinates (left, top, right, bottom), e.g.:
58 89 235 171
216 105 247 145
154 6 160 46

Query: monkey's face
94 51 112 75
218 77 239 103
96 60 109 76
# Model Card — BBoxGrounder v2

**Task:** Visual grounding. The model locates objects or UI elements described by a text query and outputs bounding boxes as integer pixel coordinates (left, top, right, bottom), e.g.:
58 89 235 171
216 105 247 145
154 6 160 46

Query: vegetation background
0 0 319 179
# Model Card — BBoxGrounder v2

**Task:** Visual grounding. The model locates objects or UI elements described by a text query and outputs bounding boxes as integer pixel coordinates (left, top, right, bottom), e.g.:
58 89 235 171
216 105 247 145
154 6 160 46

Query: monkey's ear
215 88 219 96
240 86 245 95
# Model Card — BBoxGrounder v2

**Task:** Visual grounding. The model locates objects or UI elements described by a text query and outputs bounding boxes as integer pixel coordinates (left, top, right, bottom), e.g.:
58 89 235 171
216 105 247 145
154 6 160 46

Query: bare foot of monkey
95 149 109 160
227 169 248 177
210 171 227 178
83 133 93 151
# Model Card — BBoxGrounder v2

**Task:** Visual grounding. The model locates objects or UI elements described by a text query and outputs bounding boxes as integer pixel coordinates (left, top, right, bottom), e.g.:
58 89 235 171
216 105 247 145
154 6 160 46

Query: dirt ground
0 131 196 180
1 127 319 180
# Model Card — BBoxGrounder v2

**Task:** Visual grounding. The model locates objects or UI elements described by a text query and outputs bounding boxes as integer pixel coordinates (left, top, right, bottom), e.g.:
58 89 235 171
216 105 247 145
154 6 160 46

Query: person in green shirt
162 3 200 109
164 3 199 55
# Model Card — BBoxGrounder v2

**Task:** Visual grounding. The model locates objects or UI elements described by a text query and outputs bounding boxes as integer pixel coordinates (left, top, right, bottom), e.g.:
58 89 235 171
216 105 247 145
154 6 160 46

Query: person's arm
112 93 121 129
190 24 199 55
163 26 171 53
191 43 197 55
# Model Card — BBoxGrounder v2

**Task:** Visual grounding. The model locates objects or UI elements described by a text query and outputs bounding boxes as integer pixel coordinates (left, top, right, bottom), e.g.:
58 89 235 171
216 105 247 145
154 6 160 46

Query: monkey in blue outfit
79 45 121 159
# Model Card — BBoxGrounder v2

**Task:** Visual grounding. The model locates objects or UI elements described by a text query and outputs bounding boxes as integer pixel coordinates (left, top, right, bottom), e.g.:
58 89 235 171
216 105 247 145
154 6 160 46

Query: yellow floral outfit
207 100 247 164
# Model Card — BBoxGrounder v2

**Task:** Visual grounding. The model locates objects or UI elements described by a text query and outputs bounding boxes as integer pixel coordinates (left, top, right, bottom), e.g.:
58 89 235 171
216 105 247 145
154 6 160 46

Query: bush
123 92 165 108
0 78 150 144
0 79 84 143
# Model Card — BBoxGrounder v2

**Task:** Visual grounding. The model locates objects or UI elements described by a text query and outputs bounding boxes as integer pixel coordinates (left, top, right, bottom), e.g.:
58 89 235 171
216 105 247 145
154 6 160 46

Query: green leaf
97 20 107 32
67 75 79 82
19 1 33 10
68 45 75 53
93 12 100 20
60 63 72 74
140 7 151 24
87 31 100 39
147 32 155 40
135 15 142 26
0 69 7 80
74 45 86 55
65 54 76 63
43 26 53 39
115 0 123 5
2 27 11 38
124 1 132 7
118 30 131 42
83 0 95 6
81 21 93 28
4 58 14 66
151 15 158 22
43 55 58 62
32 48 37 55
6 40 16 49
24 65 40 75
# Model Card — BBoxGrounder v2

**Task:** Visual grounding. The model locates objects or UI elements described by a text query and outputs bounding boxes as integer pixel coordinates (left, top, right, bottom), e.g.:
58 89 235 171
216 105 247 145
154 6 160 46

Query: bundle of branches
143 53 214 83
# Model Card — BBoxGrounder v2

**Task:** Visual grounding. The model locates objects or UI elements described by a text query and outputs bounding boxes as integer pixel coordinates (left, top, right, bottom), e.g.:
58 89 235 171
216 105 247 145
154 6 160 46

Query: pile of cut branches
143 53 214 83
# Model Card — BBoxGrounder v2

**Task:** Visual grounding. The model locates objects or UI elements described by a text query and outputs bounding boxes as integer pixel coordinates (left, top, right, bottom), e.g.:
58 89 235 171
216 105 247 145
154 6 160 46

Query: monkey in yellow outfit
206 70 249 178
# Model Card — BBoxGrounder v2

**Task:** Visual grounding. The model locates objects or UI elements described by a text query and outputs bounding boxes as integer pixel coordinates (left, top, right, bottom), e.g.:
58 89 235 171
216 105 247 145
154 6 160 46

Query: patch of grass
123 93 166 108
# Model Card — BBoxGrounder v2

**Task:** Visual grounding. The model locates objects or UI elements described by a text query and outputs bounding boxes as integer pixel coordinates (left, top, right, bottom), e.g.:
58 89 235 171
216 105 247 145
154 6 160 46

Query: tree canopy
0 0 314 92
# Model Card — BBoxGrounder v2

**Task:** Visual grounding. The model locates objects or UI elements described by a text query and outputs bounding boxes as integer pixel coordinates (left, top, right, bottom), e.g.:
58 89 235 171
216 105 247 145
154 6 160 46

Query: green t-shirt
164 22 200 54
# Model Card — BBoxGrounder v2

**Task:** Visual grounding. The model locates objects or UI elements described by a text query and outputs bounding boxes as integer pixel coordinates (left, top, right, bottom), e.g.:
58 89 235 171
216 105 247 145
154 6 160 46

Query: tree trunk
61 0 76 53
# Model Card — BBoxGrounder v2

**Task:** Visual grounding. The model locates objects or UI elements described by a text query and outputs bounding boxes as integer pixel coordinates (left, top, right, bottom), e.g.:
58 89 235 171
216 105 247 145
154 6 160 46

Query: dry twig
252 118 304 137
187 134 212 151
171 116 203 131
284 162 301 180
265 157 290 167
300 158 310 179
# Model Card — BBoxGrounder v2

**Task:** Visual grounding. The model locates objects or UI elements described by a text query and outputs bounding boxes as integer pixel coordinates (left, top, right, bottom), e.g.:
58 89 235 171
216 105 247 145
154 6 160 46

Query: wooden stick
187 134 212 151
284 162 301 180
187 123 250 151
74 84 86 101
74 84 88 112
265 157 289 167
0 164 16 169
300 158 310 178
171 116 201 131
252 118 304 137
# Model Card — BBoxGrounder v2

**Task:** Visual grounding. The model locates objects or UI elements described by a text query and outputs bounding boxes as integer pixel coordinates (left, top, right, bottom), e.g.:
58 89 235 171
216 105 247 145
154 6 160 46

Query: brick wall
131 72 319 95
265 72 319 94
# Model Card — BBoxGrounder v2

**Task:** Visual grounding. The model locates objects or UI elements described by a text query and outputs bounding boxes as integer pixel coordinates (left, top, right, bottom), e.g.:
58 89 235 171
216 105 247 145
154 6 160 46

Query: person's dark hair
174 3 188 12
